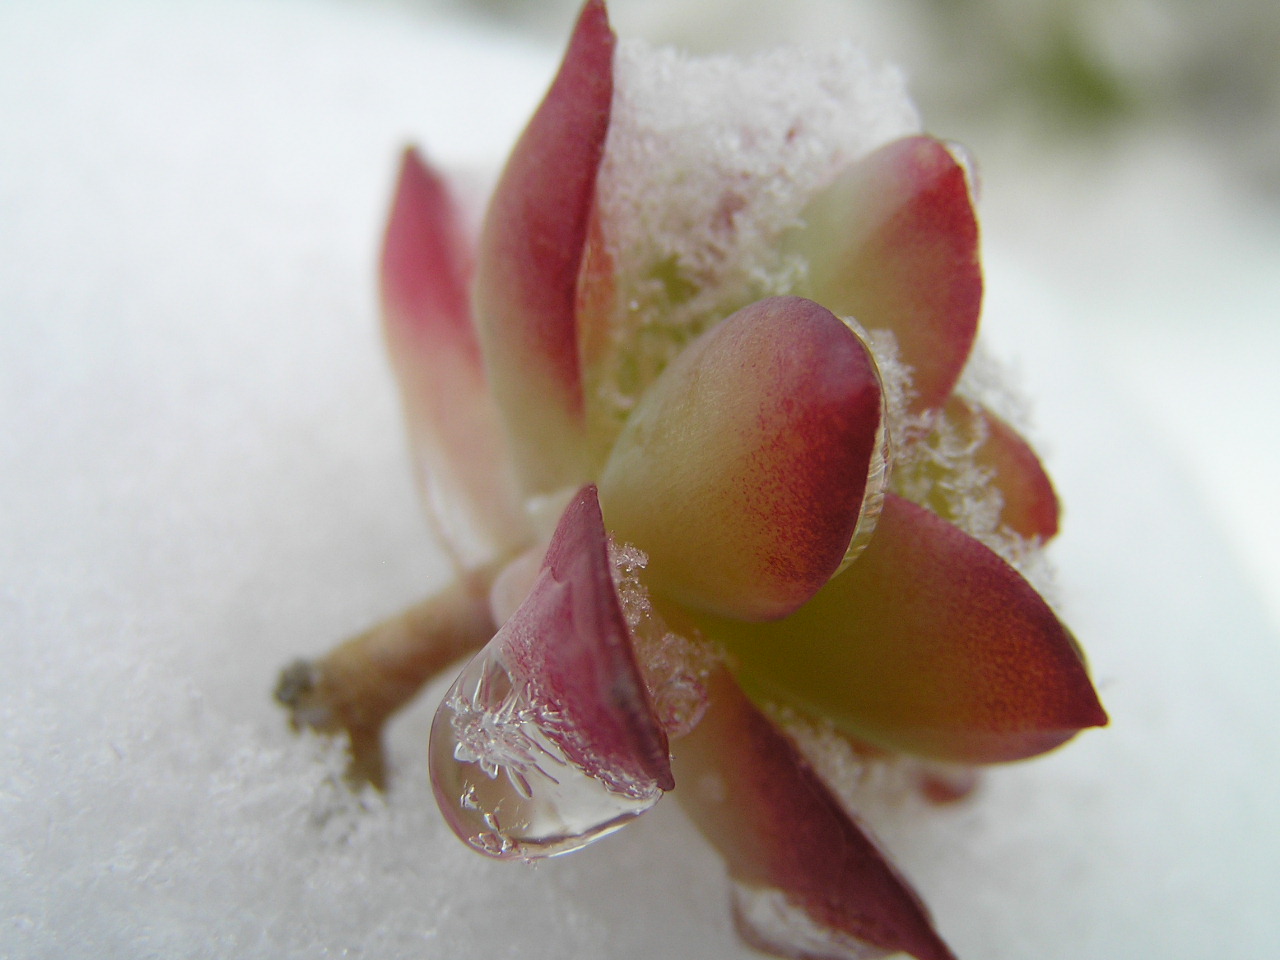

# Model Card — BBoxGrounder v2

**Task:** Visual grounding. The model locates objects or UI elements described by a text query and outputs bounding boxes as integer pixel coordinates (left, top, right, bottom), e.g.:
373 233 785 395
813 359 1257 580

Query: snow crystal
609 541 716 739
863 323 1057 595
589 38 919 436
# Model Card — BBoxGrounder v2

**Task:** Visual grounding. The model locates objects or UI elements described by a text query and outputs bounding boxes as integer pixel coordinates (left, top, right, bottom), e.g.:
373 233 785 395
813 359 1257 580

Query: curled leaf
429 485 672 860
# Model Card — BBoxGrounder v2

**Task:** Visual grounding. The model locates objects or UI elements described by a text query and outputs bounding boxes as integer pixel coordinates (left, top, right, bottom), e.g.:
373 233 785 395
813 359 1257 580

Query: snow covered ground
3 2 1278 958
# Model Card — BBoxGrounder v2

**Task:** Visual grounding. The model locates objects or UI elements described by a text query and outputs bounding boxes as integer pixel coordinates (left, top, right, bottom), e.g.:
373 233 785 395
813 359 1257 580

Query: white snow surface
3 2 1280 959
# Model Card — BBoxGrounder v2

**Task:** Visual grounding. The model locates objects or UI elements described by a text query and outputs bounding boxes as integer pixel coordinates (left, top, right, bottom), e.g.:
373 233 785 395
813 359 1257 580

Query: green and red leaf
380 147 529 570
598 297 883 622
792 136 981 417
472 0 615 494
673 668 958 960
704 493 1106 763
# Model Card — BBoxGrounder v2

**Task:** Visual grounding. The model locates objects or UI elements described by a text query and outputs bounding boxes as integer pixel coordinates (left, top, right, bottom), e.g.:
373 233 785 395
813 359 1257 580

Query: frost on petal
608 541 716 740
707 493 1106 764
380 147 530 570
892 395 1059 550
965 402 1059 542
429 485 672 860
598 297 884 622
673 668 958 960
584 39 920 452
472 0 615 496
790 136 981 417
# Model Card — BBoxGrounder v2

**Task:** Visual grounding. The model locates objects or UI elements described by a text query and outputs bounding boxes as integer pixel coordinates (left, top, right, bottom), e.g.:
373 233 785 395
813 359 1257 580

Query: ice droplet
608 541 714 740
429 636 662 860
429 486 672 861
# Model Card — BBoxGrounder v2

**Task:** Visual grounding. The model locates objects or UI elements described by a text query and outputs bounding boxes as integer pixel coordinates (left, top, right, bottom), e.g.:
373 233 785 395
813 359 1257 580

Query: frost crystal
447 668 564 799
775 707 974 816
588 38 920 445
866 327 1057 597
431 636 663 860
955 341 1032 435
608 541 717 739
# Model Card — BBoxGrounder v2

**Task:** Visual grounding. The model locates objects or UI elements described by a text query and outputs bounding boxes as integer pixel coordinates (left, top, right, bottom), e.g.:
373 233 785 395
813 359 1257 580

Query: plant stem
275 568 497 788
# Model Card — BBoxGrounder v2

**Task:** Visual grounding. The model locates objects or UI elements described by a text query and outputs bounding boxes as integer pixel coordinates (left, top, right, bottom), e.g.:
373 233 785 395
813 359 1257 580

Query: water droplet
431 485 673 860
430 633 663 861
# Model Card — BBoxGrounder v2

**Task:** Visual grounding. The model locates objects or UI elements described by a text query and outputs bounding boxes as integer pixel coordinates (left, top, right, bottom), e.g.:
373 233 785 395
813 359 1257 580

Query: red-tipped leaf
674 668 958 960
792 136 981 416
472 0 616 494
380 147 529 570
707 493 1106 764
598 297 883 622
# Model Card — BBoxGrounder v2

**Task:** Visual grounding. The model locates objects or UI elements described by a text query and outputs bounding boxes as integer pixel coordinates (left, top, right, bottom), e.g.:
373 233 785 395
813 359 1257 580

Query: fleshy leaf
790 136 981 416
704 493 1106 764
472 0 615 495
965 401 1059 542
598 297 884 622
429 484 672 860
673 668 958 960
380 146 530 571
576 203 624 470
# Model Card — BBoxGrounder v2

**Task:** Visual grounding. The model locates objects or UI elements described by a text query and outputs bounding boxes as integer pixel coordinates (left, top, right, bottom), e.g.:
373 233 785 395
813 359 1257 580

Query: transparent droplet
429 636 663 861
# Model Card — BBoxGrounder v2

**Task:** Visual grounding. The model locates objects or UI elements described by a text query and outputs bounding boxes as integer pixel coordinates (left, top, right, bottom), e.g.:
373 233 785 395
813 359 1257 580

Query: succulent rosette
279 2 1107 958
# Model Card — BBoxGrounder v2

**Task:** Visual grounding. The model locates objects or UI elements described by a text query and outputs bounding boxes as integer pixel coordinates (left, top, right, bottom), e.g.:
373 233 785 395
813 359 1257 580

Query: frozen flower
277 3 1106 958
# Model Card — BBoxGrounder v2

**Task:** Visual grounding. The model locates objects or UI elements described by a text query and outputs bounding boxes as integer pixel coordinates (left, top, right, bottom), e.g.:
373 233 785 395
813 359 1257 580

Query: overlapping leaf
599 297 883 621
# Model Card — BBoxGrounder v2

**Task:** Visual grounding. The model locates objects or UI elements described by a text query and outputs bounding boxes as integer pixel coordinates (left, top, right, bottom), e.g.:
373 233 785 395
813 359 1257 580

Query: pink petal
794 136 981 416
429 485 673 859
472 0 615 494
708 493 1107 764
380 147 529 570
673 668 958 960
598 297 884 622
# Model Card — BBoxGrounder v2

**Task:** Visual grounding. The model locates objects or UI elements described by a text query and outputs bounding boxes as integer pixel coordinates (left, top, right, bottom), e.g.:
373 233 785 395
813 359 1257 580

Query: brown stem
275 568 497 788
